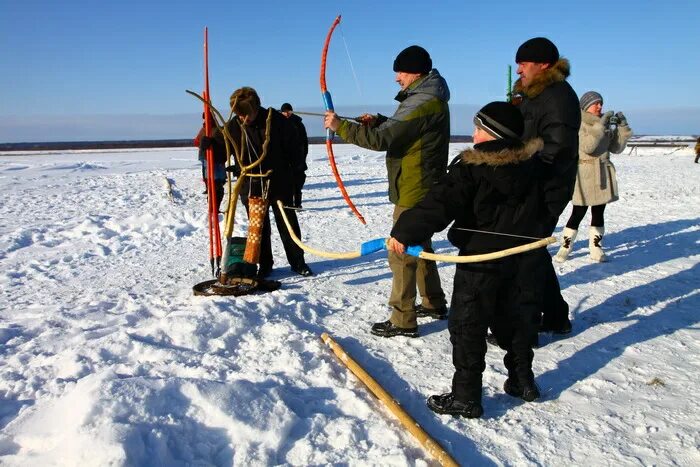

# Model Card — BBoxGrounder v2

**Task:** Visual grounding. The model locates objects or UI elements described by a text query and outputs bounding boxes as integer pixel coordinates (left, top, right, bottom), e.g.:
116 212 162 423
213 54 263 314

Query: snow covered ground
0 143 698 466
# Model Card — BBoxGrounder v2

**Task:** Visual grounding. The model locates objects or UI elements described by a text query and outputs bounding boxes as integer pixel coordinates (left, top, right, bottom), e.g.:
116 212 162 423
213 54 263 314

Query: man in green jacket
324 45 450 338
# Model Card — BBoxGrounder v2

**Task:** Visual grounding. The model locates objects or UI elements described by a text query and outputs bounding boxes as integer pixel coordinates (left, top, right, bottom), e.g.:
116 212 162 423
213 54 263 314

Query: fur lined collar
513 59 570 99
460 138 544 166
581 110 602 125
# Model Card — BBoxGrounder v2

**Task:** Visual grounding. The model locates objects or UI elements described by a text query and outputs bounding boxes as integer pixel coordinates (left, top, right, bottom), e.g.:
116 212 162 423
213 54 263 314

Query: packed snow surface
1 143 698 466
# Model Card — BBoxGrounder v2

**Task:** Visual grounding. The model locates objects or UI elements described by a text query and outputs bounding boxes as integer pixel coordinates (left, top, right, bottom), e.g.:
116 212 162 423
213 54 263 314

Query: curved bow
276 201 555 263
321 15 366 225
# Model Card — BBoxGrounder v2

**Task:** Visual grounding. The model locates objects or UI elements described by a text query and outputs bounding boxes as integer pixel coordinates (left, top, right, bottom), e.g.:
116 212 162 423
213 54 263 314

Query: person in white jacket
555 91 632 262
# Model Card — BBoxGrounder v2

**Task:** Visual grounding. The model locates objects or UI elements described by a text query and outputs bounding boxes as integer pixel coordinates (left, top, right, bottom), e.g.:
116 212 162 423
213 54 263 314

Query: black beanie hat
515 37 559 65
473 102 524 140
393 45 432 74
280 103 293 112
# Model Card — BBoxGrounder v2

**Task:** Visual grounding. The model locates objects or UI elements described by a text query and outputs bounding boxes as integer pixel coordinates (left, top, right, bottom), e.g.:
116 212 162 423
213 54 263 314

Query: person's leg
387 206 419 329
415 239 447 314
565 205 588 230
589 204 607 261
555 205 588 262
427 266 490 418
590 204 606 227
294 172 306 208
540 253 571 333
214 181 225 213
502 251 544 401
270 199 310 275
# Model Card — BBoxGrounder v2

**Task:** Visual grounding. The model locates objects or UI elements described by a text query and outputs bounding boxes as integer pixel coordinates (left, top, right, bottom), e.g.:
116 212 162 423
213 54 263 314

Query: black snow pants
449 248 547 402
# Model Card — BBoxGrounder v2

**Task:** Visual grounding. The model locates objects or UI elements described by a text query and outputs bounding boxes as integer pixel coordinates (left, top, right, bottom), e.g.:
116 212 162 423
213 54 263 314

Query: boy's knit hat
473 101 524 140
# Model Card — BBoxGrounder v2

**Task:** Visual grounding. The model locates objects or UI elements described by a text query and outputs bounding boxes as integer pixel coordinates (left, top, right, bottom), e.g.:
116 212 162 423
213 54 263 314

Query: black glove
374 113 389 127
601 110 614 128
199 136 215 150
615 111 628 126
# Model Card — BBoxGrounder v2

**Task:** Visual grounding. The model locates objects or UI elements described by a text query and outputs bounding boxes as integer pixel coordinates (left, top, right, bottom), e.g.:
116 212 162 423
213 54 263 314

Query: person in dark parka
280 103 309 207
201 87 312 278
389 102 547 418
513 37 581 334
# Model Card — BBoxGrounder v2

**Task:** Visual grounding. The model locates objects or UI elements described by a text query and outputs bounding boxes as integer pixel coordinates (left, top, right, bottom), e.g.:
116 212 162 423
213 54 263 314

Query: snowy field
0 143 698 466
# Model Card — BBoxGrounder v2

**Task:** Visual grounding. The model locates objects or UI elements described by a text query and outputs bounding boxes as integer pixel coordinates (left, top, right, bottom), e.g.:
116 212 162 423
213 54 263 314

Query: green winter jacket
337 69 450 207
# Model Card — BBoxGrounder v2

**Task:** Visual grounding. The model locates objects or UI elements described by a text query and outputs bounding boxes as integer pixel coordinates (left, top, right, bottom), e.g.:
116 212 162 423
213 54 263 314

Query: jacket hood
460 138 544 166
513 58 570 99
395 68 450 103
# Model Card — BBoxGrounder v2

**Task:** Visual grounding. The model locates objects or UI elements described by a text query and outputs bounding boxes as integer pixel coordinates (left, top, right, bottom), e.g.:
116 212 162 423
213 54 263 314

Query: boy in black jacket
388 102 547 418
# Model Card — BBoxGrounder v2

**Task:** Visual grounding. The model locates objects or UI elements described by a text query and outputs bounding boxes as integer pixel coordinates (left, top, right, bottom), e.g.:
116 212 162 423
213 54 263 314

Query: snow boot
415 304 448 320
589 226 607 262
370 320 418 338
427 393 483 418
504 378 540 402
554 227 577 263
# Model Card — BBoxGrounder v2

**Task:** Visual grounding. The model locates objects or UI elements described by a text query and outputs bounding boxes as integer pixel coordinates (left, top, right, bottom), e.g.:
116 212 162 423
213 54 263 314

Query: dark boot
257 264 273 279
427 393 483 418
415 304 448 320
503 378 540 402
370 320 418 338
291 263 313 277
540 318 572 335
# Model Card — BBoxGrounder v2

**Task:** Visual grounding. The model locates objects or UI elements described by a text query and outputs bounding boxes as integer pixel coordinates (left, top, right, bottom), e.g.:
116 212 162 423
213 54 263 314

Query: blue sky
1 0 699 142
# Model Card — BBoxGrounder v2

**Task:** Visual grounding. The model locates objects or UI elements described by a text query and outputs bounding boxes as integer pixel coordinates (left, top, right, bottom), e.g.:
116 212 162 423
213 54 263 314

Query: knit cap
516 37 559 64
393 45 432 74
473 101 524 140
280 103 293 112
579 91 603 111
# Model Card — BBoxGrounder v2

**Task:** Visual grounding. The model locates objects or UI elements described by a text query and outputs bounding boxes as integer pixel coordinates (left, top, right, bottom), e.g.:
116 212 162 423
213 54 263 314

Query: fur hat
516 37 559 65
280 103 293 112
393 45 432 74
473 101 524 140
579 91 603 111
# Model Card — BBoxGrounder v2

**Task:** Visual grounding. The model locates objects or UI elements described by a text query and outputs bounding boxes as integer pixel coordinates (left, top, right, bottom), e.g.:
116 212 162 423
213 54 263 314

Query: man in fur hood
513 37 581 334
388 102 547 418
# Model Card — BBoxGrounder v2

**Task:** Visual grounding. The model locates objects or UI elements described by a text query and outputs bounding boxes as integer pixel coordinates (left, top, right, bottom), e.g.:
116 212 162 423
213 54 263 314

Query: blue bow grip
406 245 424 257
322 91 335 140
360 238 387 256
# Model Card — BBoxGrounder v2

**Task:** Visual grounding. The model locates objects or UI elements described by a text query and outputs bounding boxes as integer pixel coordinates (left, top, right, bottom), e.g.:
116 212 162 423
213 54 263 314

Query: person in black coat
389 102 547 418
202 87 312 278
513 37 581 334
281 103 309 207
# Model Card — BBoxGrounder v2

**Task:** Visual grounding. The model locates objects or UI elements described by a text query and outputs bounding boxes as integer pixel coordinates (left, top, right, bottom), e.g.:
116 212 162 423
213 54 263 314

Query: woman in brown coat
555 91 632 262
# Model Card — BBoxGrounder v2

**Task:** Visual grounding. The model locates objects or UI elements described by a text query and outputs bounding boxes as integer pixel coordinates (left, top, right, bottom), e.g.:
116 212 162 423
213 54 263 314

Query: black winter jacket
210 107 303 201
287 113 309 171
514 59 580 232
391 138 546 260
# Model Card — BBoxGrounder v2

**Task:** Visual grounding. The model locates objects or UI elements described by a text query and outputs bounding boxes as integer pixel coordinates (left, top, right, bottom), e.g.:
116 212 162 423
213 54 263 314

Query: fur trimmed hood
513 59 570 99
460 138 544 166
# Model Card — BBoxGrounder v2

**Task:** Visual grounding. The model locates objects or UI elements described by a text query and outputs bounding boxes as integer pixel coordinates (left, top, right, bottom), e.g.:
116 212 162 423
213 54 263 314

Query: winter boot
370 320 418 338
589 226 607 262
427 393 483 418
415 304 448 320
554 227 578 263
504 377 540 402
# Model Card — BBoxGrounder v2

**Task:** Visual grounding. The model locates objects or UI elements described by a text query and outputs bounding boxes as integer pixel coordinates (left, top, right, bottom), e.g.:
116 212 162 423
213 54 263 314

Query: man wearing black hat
280 102 309 207
388 101 547 417
324 45 450 338
513 37 581 334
